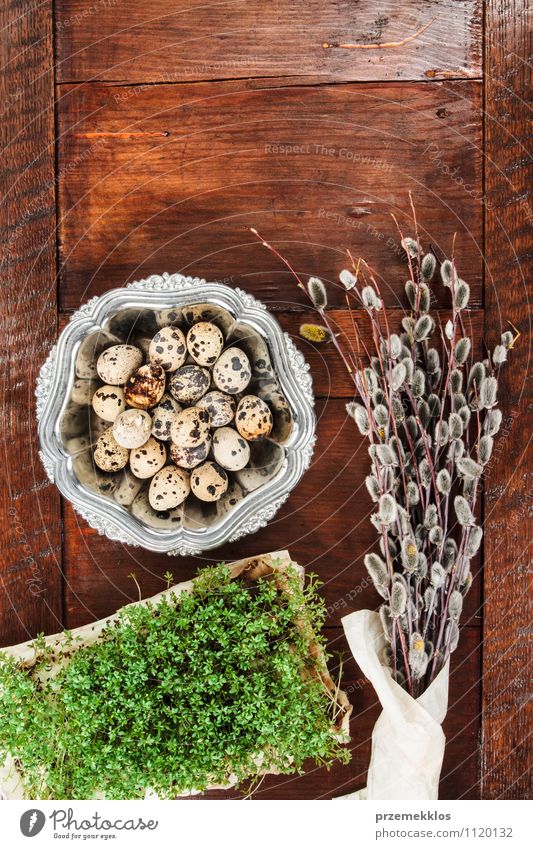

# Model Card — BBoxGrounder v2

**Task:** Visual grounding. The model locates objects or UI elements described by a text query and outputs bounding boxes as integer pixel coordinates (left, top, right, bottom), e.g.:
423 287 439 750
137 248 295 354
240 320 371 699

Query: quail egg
168 365 210 403
170 407 211 448
129 436 167 479
71 378 99 406
216 480 245 517
112 409 152 449
236 395 273 441
94 427 130 472
186 321 224 367
124 363 166 410
212 347 252 394
91 385 126 422
114 468 145 507
96 344 143 385
191 461 228 502
149 325 187 372
148 465 191 510
196 390 236 427
169 438 211 470
212 427 251 472
151 394 182 441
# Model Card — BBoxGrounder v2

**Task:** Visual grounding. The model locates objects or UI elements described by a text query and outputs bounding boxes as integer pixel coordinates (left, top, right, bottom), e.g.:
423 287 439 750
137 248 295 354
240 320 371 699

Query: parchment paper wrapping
0 551 351 800
337 610 449 800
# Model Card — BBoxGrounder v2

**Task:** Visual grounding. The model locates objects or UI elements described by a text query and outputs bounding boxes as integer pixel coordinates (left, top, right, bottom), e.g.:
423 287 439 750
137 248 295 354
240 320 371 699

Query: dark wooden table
1 1 531 799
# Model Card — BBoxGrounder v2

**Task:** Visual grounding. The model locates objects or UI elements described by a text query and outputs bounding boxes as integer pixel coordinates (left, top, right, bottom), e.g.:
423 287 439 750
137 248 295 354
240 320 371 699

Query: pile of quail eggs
90 321 273 513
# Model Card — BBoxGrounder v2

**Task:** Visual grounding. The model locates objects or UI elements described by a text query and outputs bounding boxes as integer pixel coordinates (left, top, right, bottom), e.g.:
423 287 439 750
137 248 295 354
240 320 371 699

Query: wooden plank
0 2 63 644
57 79 483 310
62 399 482 629
56 0 482 85
482 0 533 800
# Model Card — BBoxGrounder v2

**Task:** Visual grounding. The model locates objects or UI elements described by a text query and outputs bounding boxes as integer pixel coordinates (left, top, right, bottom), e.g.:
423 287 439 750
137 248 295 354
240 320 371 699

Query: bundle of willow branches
252 225 515 697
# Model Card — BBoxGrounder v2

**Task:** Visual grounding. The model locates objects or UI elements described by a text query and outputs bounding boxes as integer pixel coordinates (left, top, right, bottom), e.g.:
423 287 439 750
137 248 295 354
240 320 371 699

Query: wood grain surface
1 0 529 801
482 0 532 800
56 0 482 84
0 1 63 645
57 78 483 310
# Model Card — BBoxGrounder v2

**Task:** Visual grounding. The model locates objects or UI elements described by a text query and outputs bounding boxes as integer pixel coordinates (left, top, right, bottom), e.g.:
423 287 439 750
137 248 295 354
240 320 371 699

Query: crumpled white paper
337 609 449 800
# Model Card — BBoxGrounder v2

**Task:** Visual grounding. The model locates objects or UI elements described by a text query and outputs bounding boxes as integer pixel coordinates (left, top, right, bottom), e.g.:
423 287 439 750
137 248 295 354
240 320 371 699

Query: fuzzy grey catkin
437 468 451 494
402 236 419 258
424 503 438 529
492 344 507 365
378 493 397 525
479 375 498 409
339 268 357 290
430 563 445 588
407 480 420 505
427 348 440 374
376 444 396 466
388 333 402 359
458 405 471 428
364 553 389 589
421 252 436 280
390 362 407 392
457 457 483 479
379 605 393 642
479 434 493 464
484 408 502 436
412 368 426 397
401 538 419 572
454 280 470 310
373 404 389 426
414 315 433 342
347 402 369 435
466 525 483 556
419 458 432 488
390 581 407 617
448 412 463 440
450 368 463 393
440 259 454 286
307 277 327 308
362 285 381 309
429 525 443 545
419 283 431 313
365 475 380 502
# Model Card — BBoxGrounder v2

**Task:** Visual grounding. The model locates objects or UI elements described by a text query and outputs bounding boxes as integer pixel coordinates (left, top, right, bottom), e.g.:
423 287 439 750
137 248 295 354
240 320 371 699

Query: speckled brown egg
112 409 152 449
151 394 182 441
196 390 236 427
129 436 167 479
96 345 143 385
148 325 187 372
124 363 166 410
212 347 251 394
93 427 130 472
92 385 126 422
186 321 224 367
191 461 228 502
216 480 244 517
212 427 251 472
71 378 99 406
168 365 210 404
131 489 183 529
236 395 273 441
170 407 211 448
169 438 211 470
148 465 190 510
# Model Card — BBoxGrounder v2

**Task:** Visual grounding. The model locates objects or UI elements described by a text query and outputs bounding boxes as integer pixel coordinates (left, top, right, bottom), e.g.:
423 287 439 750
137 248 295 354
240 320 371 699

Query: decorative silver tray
36 274 316 555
